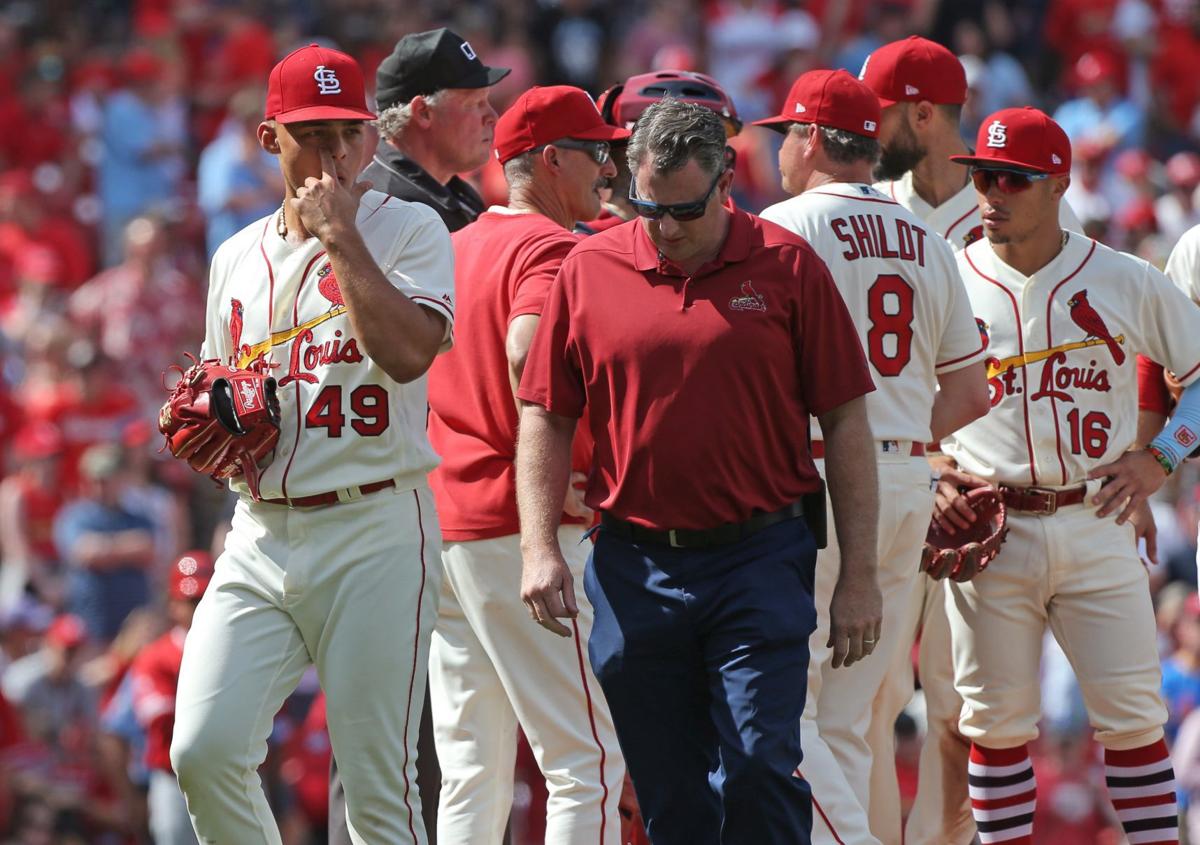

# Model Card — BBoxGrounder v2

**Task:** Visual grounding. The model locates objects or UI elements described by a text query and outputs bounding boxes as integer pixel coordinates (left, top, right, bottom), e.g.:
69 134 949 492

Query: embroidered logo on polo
986 120 1007 148
729 281 767 312
314 66 342 95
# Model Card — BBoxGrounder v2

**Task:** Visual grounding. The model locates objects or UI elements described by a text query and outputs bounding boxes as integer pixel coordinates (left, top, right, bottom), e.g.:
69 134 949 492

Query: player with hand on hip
426 85 628 844
168 44 455 845
937 106 1199 845
857 37 1085 845
757 69 989 845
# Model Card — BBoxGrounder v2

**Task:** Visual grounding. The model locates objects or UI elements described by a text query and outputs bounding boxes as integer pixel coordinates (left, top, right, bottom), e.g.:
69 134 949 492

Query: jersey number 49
305 385 389 437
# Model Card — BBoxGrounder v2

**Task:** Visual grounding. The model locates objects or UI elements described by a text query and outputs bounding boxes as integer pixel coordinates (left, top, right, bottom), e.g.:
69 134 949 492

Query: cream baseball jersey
1165 223 1200 304
761 182 985 443
876 172 1083 251
944 234 1200 486
200 189 455 500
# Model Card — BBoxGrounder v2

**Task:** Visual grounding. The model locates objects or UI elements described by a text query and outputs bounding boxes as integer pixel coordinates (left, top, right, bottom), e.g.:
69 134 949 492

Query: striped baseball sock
1105 740 1179 844
968 743 1036 843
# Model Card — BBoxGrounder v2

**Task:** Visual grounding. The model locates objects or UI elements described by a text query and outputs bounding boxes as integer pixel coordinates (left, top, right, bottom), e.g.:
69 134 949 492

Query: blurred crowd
0 0 1199 842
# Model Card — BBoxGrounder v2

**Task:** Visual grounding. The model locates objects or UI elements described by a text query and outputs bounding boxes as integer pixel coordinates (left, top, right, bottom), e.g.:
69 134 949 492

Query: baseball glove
158 355 281 501
921 487 1007 582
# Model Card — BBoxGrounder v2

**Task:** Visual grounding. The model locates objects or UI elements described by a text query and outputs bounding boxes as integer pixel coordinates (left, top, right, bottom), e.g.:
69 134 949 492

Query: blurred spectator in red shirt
33 341 139 492
0 171 94 299
1 615 93 755
1030 733 1121 845
280 691 332 835
68 216 203 413
0 424 66 610
130 551 211 845
1157 151 1200 243
1 245 66 350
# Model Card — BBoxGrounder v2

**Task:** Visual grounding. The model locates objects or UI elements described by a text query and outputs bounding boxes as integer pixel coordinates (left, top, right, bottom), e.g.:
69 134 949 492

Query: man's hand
291 149 372 244
1087 449 1169 524
827 570 882 669
1129 498 1158 565
563 471 594 520
520 548 578 638
932 466 991 534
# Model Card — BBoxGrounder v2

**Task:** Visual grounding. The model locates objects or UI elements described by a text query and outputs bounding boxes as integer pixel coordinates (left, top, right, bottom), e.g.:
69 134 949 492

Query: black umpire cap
375 28 511 111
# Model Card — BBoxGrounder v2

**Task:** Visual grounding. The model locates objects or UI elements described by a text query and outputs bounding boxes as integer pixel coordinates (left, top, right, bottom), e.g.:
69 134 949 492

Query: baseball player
756 70 989 845
130 551 215 845
935 106 1198 845
168 44 455 845
425 85 628 844
858 36 1083 845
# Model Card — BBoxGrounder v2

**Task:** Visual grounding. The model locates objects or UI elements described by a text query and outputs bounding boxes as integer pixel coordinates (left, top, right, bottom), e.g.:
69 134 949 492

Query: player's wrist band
1148 378 1200 469
1146 445 1175 476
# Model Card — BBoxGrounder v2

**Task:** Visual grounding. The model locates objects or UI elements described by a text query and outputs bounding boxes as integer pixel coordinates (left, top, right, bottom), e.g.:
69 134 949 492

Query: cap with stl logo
265 44 375 124
751 69 880 138
493 86 631 164
859 36 967 107
949 107 1071 175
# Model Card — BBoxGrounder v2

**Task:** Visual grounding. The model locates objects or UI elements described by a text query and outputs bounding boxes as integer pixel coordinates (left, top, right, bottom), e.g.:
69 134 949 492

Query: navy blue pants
584 517 817 845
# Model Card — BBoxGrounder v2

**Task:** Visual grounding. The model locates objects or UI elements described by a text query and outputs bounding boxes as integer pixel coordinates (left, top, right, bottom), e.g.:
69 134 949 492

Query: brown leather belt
262 478 396 508
811 440 926 459
999 484 1087 515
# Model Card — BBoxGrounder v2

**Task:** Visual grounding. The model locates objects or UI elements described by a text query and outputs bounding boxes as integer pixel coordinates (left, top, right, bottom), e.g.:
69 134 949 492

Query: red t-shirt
518 208 874 530
130 627 185 772
428 210 587 541
1138 355 1172 415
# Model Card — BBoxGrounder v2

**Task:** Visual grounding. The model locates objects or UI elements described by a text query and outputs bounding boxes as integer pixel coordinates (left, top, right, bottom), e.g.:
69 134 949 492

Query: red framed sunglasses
970 166 1052 194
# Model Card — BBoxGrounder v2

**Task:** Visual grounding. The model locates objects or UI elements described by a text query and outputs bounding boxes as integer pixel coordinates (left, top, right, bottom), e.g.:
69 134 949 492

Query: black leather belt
600 501 807 549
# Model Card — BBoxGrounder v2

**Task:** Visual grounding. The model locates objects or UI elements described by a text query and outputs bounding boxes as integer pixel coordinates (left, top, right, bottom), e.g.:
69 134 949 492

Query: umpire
365 28 509 232
516 99 882 844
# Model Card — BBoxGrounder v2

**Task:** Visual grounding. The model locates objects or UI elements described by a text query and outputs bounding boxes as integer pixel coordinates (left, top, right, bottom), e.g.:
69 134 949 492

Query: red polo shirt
428 210 590 541
518 208 873 531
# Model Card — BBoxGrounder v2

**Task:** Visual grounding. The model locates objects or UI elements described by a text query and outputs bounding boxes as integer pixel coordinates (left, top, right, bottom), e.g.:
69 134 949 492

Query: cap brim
874 94 899 107
750 114 793 133
454 65 512 90
274 105 377 124
571 124 633 142
948 154 1055 174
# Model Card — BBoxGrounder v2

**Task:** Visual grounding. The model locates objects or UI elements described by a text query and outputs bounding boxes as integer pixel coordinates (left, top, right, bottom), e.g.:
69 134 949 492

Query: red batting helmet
169 551 215 601
599 70 742 136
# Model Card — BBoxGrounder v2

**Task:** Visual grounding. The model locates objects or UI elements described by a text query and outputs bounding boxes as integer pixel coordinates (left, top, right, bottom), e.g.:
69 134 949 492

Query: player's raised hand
1088 448 1170 524
521 548 578 638
291 148 373 243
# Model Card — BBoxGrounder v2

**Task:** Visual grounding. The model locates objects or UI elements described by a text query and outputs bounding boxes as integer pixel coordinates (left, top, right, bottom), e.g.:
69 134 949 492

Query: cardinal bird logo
975 317 990 349
729 280 767 312
317 263 343 308
1067 289 1125 365
229 298 245 362
964 224 984 247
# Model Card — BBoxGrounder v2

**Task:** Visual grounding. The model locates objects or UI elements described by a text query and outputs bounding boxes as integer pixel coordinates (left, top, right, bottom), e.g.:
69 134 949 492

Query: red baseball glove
921 487 1007 582
158 356 281 500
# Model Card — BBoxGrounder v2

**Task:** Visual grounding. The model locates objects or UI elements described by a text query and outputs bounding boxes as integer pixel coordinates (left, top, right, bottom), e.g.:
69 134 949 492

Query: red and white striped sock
1105 740 1179 845
968 743 1036 844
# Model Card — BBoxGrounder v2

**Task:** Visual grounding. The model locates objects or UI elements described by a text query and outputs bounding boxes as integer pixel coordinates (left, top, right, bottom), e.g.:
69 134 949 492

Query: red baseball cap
265 44 375 124
752 69 880 137
46 614 87 650
859 36 967 107
949 107 1071 175
494 85 631 164
169 551 215 602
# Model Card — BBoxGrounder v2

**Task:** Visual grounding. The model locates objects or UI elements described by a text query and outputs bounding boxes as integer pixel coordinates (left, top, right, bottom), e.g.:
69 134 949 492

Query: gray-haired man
516 99 881 844
364 28 509 233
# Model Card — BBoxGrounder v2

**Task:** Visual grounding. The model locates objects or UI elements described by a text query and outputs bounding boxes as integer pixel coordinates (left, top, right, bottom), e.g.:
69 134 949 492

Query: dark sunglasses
628 168 725 221
970 166 1052 194
537 138 611 165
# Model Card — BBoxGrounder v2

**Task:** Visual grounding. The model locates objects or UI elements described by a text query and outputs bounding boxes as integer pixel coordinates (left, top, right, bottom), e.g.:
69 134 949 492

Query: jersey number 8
866 274 915 377
305 385 390 437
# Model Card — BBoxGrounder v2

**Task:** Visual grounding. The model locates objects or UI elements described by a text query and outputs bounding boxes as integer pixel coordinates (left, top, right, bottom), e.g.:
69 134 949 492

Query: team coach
515 98 882 844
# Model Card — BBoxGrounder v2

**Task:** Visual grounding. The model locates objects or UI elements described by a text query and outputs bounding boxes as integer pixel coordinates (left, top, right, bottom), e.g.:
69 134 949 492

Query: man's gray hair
625 98 727 178
789 122 880 167
502 150 537 189
373 89 446 140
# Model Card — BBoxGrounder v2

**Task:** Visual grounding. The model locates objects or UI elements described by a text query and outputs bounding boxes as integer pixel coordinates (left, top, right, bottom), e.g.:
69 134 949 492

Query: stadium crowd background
2 0 1200 842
